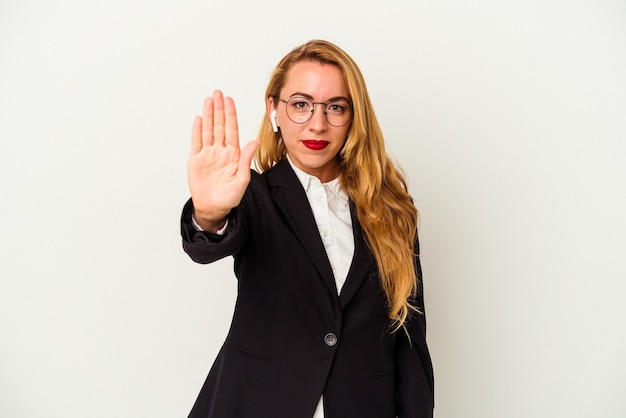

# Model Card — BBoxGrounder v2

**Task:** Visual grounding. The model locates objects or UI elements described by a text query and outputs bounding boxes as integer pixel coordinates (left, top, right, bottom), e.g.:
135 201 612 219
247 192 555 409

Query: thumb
238 140 259 173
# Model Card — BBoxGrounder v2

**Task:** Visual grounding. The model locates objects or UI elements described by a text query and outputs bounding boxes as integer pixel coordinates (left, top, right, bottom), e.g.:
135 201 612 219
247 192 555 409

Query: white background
1 1 625 417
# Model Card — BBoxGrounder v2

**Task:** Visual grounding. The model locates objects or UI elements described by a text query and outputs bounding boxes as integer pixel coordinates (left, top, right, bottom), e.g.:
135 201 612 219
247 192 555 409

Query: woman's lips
302 140 329 150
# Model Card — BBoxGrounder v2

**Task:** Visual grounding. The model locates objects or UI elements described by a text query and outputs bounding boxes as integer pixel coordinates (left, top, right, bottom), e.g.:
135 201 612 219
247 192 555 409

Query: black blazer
181 159 434 418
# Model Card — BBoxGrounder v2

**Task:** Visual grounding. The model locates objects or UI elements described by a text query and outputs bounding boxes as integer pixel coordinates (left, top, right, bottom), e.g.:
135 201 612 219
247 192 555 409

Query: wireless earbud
270 110 278 132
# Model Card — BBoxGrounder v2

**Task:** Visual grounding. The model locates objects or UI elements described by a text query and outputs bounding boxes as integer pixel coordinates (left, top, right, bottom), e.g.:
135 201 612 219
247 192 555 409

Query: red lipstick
302 140 329 150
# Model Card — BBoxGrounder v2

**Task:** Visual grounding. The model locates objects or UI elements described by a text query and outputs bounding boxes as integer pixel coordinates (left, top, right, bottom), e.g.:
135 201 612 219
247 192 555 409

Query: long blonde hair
255 40 420 330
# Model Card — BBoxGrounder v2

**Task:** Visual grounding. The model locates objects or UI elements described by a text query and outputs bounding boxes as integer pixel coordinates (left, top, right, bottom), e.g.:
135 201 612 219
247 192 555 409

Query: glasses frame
278 97 353 127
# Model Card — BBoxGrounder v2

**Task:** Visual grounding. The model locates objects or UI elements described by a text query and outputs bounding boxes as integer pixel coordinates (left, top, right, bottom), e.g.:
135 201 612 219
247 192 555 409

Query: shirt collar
286 155 349 204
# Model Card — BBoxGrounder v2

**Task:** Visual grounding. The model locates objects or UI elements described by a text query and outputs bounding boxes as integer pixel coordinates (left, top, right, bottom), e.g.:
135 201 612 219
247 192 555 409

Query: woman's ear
267 97 279 132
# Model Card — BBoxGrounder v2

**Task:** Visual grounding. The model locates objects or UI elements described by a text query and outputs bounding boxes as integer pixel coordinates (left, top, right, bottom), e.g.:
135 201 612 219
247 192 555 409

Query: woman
182 40 434 418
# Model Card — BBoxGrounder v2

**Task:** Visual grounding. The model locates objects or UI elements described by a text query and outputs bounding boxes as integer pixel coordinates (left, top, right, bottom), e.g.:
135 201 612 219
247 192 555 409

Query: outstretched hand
187 90 259 232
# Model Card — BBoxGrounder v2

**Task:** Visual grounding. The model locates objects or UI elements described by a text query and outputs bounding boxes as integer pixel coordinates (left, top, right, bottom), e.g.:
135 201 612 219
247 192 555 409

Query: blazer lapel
338 203 372 309
268 160 338 297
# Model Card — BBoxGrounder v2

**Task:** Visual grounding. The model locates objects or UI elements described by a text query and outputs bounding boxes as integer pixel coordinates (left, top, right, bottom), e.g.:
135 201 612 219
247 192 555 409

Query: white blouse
288 157 355 418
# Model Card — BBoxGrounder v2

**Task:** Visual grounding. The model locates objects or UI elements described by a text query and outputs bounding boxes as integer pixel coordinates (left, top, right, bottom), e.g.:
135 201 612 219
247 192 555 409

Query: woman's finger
212 90 226 146
201 96 214 147
224 96 239 148
238 140 259 175
190 115 202 154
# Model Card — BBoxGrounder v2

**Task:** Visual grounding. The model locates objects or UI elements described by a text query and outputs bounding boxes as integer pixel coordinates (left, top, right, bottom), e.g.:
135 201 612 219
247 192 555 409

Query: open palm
187 90 258 231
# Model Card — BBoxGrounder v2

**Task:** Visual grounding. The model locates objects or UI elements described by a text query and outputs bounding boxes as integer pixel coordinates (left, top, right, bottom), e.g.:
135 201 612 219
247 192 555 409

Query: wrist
192 210 228 233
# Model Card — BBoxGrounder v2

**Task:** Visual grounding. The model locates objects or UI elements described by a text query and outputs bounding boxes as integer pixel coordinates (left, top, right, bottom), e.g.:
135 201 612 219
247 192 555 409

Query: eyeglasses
279 96 353 127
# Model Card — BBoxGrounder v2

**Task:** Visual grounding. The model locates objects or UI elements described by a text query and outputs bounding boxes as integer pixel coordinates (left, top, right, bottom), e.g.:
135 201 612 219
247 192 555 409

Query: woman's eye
327 103 345 114
291 101 311 111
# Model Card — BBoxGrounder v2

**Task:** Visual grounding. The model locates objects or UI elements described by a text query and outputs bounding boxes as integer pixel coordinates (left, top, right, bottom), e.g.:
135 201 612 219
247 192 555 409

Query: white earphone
270 110 278 132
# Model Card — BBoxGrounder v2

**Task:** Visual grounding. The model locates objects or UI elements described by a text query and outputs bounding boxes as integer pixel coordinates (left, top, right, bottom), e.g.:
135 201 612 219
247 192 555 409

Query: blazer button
324 333 338 347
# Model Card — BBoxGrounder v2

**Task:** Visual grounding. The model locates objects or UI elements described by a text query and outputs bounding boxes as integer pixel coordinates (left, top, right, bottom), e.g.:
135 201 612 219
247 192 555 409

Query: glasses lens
286 98 313 124
285 97 352 127
325 100 352 127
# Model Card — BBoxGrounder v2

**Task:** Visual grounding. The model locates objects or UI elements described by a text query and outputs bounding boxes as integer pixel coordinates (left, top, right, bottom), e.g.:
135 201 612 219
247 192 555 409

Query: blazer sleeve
395 236 435 417
180 197 248 265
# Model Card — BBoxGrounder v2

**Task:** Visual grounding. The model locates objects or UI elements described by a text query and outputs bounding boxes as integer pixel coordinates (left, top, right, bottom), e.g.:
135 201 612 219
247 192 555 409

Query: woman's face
268 61 351 183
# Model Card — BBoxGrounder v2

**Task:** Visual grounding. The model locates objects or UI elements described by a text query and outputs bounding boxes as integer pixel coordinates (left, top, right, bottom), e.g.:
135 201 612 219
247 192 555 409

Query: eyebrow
288 92 351 102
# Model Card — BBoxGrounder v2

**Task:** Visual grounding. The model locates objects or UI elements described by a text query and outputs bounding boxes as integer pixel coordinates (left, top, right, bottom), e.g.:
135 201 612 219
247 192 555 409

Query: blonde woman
182 40 434 418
